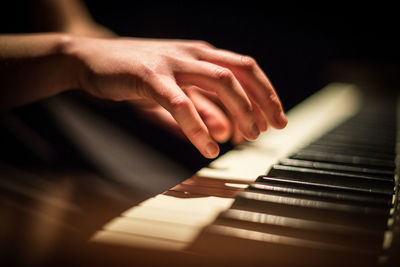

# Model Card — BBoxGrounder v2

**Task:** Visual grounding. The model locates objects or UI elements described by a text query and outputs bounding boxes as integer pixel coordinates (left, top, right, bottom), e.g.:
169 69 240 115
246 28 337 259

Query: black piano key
290 150 395 169
278 158 394 177
313 130 395 143
245 183 389 210
266 165 394 195
221 209 384 242
333 118 395 129
214 212 383 250
314 133 394 148
312 139 395 155
231 192 388 230
331 122 396 135
302 144 395 161
269 164 393 182
237 191 388 217
328 121 395 134
250 180 392 207
324 130 395 144
327 133 395 144
257 174 393 196
327 116 395 130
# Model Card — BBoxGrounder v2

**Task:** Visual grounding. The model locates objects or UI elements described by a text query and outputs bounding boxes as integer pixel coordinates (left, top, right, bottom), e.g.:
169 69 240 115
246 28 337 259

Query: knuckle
188 125 205 139
212 67 234 84
239 55 257 69
139 64 156 82
183 41 202 51
235 98 253 117
242 101 254 115
268 93 281 108
194 40 214 48
187 40 214 48
169 94 191 112
183 40 214 58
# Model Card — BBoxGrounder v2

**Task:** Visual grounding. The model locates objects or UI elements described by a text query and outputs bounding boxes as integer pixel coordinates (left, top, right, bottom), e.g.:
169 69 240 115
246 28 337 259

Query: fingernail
276 111 288 127
249 122 259 139
205 142 219 158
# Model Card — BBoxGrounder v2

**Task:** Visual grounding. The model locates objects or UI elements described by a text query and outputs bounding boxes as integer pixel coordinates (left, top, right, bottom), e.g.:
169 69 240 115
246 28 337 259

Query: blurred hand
68 37 287 158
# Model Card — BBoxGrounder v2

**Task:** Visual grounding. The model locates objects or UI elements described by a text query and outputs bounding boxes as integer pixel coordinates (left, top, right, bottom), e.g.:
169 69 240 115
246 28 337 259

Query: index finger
148 76 220 159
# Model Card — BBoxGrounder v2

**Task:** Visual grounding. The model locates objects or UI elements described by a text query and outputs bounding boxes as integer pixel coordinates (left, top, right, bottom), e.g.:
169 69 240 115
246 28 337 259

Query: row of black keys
196 97 398 264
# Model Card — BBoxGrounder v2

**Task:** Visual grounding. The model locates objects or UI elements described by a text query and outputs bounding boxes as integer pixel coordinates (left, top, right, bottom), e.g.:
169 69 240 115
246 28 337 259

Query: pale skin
0 0 287 159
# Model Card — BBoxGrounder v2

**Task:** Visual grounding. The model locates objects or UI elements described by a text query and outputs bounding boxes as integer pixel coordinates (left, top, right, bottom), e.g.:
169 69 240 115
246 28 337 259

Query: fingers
231 121 245 145
175 60 260 141
186 87 232 143
149 77 220 159
253 102 268 132
130 100 185 139
190 89 251 145
193 47 288 129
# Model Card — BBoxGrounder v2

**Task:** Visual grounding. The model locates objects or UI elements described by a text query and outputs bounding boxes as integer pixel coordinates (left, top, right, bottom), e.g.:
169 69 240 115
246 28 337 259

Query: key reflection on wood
0 166 76 264
166 176 250 199
89 176 248 252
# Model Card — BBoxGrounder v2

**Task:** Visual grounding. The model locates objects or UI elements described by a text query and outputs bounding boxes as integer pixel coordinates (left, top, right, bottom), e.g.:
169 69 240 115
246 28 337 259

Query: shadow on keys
0 90 233 265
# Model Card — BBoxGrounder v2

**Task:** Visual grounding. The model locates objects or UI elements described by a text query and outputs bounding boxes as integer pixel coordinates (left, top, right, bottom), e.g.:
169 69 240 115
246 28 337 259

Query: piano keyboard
89 83 399 266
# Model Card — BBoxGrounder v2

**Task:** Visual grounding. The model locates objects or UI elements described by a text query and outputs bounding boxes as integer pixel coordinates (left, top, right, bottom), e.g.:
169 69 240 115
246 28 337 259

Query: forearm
0 33 81 110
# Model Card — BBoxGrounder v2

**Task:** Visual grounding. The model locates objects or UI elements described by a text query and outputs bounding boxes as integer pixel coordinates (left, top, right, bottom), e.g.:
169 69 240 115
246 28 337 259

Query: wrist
55 33 86 91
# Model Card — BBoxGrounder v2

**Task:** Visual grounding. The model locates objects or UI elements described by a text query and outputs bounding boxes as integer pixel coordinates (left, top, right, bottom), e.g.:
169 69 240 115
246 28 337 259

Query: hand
68 37 288 158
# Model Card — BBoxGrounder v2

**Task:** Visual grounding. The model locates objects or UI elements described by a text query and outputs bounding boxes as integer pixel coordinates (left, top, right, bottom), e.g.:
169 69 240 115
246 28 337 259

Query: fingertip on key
205 142 220 159
276 111 288 128
248 122 260 140
258 118 268 132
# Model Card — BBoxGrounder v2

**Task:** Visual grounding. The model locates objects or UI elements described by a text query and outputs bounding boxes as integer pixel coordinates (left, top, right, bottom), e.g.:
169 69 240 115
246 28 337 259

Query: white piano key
139 194 234 215
89 195 234 250
90 230 187 251
224 183 249 189
200 148 278 182
102 217 201 243
122 205 215 227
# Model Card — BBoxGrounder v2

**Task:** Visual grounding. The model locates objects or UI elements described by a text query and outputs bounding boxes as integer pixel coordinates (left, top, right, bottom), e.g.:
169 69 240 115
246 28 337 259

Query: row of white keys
90 83 362 251
91 195 235 250
199 82 362 181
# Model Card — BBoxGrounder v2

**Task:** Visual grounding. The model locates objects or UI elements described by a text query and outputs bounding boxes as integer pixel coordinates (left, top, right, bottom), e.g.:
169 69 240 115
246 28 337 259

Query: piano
82 83 400 266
